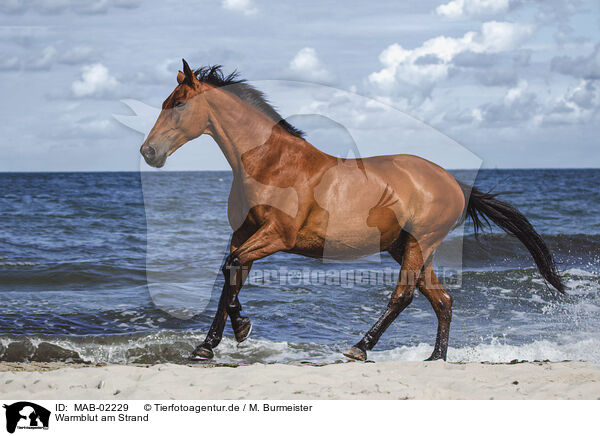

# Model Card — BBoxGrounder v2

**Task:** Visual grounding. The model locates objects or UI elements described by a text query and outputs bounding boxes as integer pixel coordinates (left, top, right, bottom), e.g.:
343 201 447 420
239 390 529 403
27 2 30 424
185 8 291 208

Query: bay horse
140 59 564 362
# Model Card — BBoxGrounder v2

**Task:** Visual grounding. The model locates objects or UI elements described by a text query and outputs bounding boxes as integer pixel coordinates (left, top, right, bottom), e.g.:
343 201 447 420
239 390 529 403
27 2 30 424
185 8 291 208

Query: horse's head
140 59 209 167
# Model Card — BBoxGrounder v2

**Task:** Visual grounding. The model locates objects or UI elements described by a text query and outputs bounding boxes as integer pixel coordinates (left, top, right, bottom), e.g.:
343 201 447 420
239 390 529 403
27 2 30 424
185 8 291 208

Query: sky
1 0 599 171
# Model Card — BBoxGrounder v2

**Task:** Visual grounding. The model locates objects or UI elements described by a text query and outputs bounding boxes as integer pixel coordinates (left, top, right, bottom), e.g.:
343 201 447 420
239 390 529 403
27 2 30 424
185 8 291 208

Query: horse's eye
175 101 185 108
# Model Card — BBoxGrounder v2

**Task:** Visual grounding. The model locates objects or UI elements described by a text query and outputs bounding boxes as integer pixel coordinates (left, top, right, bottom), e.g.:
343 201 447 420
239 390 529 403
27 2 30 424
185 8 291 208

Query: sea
1 169 599 365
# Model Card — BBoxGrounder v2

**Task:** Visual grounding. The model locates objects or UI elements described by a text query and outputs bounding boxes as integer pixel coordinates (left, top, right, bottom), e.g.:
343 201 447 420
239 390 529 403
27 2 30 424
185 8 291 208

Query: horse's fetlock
222 254 242 276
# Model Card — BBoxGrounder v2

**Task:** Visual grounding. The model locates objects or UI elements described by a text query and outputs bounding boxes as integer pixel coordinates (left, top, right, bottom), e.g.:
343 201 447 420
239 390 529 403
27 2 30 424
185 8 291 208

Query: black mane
194 65 304 138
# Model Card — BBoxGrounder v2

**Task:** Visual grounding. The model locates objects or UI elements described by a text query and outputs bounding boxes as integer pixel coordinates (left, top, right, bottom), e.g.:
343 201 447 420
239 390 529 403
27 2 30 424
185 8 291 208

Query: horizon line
0 167 599 174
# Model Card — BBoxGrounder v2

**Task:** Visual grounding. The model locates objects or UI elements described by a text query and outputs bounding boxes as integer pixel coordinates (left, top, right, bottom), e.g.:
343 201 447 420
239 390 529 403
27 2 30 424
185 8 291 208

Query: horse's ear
177 70 185 85
182 58 196 86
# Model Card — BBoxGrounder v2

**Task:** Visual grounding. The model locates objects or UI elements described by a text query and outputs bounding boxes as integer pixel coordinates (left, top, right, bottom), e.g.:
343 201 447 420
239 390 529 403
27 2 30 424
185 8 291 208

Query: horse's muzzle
140 145 166 167
141 144 156 161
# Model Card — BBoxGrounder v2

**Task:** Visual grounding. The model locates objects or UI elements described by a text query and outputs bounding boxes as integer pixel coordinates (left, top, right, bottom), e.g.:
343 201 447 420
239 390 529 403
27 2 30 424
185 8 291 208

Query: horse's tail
457 181 565 293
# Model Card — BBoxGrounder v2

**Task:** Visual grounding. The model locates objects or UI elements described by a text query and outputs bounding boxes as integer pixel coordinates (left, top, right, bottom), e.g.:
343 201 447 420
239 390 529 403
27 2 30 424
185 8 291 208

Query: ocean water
0 169 599 365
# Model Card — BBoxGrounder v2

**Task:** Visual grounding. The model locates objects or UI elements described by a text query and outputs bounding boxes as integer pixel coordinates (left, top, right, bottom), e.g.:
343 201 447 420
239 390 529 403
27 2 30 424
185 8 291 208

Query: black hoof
234 317 252 343
189 345 214 361
424 352 446 361
343 346 367 361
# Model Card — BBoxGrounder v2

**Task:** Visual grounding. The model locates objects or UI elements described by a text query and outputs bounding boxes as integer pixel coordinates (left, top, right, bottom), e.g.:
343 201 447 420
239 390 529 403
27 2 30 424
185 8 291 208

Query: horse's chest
226 180 300 231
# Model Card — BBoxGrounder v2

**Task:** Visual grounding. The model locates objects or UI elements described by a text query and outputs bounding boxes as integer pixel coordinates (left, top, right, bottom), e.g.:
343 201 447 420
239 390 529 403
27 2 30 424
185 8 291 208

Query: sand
0 360 599 400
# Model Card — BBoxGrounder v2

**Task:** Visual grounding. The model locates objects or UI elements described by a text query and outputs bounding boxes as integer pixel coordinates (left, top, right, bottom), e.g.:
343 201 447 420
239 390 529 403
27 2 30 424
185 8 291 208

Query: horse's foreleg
190 222 291 360
344 235 424 361
227 261 253 343
418 264 452 361
190 283 231 360
190 259 252 360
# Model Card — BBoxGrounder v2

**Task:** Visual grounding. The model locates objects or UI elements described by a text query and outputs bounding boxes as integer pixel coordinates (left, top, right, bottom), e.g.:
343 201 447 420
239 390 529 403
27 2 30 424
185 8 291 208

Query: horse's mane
194 65 305 139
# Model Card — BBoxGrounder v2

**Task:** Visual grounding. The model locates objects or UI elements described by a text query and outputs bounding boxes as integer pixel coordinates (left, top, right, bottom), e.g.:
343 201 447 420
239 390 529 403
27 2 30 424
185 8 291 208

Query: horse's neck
204 86 291 174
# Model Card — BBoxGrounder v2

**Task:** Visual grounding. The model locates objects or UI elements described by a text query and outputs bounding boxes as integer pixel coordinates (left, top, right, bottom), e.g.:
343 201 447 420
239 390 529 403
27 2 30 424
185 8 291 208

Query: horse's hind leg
343 235 424 361
418 263 452 361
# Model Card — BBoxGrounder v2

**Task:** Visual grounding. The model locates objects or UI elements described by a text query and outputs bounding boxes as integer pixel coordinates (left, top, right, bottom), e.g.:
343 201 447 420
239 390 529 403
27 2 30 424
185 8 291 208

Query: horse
140 59 564 362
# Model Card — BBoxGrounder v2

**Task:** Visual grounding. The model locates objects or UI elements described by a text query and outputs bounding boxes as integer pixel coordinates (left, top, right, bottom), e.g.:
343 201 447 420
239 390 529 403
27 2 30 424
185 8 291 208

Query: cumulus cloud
452 50 497 68
221 0 257 15
444 80 540 126
368 21 534 99
551 44 600 81
476 80 539 126
289 47 331 82
566 81 598 110
542 80 600 125
476 68 518 86
71 63 119 98
436 0 511 19
449 49 530 86
545 44 600 123
446 75 600 129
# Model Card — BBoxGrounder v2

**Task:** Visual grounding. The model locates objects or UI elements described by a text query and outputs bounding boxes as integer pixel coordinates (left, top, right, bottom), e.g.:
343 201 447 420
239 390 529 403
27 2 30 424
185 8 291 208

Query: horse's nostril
142 145 156 160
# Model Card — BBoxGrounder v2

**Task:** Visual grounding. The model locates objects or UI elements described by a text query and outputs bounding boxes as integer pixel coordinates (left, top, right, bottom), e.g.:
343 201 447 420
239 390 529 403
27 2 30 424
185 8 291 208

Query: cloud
446 80 540 126
0 55 20 70
71 63 119 98
30 46 57 70
551 44 600 81
221 0 257 15
475 68 518 86
0 0 140 15
289 47 331 82
0 0 28 14
59 45 97 64
546 44 600 124
542 80 600 125
436 0 511 20
452 50 497 68
566 81 598 110
112 0 141 8
449 49 530 86
478 80 539 126
2 45 97 71
368 21 534 100
51 113 119 140
414 54 443 65
126 57 181 84
0 25 51 47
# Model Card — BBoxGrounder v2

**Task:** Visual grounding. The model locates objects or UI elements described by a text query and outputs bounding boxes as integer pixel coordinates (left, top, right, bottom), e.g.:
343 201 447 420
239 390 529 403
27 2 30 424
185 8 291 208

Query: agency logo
2 402 50 434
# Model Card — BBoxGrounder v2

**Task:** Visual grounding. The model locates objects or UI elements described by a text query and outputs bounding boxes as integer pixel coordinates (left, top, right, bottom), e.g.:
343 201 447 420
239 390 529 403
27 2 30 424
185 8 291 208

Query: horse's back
291 153 464 259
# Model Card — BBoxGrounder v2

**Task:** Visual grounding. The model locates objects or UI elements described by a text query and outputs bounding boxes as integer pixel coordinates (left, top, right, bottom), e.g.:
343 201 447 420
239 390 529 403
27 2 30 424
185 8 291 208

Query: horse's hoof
424 353 445 361
189 345 214 361
234 318 252 343
343 346 367 361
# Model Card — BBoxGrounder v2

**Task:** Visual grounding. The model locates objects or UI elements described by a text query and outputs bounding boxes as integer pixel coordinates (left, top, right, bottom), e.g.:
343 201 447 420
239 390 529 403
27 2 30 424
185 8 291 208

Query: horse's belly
292 220 400 260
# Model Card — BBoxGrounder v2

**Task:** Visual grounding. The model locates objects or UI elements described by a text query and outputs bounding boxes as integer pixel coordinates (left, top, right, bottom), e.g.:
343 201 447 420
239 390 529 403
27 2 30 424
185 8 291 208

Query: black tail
458 181 565 293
